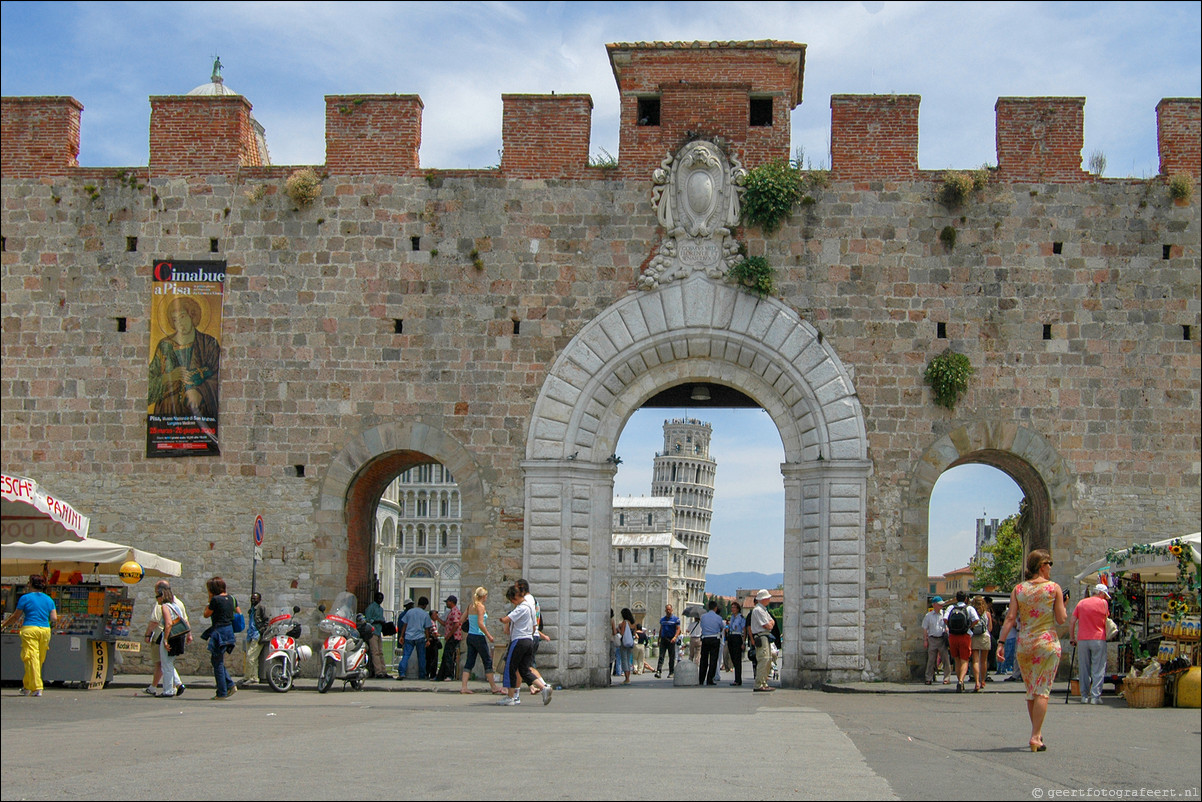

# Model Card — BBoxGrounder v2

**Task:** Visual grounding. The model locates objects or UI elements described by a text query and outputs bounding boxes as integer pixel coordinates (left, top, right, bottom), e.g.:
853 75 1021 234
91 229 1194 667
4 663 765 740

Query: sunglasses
1042 561 1053 567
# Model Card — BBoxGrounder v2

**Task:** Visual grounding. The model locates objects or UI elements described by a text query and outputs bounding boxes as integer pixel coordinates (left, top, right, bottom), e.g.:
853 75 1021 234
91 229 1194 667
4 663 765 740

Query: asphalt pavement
2 669 1199 801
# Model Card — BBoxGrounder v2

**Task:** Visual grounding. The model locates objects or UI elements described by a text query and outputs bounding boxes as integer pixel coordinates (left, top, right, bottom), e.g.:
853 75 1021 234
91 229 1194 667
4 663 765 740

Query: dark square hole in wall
210 238 220 253
750 97 773 127
294 465 306 478
1163 245 1172 260
1185 325 1193 342
126 236 138 252
116 317 127 333
394 319 404 334
2 236 6 252
411 236 421 251
637 96 660 127
937 321 947 339
1052 242 1062 255
512 319 521 335
1043 324 1053 340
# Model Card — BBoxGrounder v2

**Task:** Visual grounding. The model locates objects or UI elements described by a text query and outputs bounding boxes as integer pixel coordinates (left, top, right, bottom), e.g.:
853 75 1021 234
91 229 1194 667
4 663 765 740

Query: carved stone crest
639 140 746 290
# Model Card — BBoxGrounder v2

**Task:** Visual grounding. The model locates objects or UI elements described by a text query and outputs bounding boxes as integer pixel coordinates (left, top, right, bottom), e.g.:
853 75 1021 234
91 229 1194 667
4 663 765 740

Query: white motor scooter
316 592 370 693
262 607 311 693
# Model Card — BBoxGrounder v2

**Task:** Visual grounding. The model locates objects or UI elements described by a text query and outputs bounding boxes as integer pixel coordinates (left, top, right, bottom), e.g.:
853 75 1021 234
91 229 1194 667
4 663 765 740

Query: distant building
611 496 689 626
611 418 717 620
374 462 462 617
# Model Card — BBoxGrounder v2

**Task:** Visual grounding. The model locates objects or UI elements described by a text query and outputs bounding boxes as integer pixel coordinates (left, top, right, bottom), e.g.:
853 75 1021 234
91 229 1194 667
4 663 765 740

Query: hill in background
705 571 784 597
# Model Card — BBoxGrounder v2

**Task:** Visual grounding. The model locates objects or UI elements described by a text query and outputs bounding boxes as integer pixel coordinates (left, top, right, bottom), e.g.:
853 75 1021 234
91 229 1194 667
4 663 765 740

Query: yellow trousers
19 626 51 692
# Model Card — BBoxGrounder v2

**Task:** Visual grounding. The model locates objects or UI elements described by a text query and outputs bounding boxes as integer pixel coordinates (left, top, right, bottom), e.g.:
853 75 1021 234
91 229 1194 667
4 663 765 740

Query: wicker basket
1121 676 1165 708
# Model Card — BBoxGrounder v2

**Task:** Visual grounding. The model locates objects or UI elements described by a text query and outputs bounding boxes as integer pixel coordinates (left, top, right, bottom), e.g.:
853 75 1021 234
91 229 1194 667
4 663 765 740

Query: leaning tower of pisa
651 418 717 606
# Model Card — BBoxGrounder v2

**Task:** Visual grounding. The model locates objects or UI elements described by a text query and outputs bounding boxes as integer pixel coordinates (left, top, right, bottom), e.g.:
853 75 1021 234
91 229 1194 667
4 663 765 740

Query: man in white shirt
922 596 952 686
749 590 776 692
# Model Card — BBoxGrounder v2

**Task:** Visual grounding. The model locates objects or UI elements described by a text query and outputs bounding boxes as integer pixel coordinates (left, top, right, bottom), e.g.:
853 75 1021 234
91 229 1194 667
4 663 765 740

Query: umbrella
1 538 181 578
1074 532 1200 585
2 473 90 543
682 604 705 618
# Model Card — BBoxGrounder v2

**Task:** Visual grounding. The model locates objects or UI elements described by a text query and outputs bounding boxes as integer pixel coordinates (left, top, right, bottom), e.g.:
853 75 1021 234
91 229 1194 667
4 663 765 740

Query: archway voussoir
617 302 652 342
635 292 668 335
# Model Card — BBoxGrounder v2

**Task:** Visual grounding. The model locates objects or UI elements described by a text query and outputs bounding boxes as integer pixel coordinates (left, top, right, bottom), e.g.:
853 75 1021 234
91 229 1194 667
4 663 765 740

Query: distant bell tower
652 418 717 605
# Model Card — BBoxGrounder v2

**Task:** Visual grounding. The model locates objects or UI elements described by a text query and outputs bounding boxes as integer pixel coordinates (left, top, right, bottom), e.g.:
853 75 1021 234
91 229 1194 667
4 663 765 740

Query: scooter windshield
319 591 359 637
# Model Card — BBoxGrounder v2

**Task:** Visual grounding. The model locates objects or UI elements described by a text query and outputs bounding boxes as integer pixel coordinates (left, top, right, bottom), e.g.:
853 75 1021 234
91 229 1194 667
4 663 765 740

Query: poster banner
146 260 225 458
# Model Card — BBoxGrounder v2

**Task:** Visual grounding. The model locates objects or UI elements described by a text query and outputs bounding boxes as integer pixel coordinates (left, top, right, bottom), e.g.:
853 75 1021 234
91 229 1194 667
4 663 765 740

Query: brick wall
1157 98 1202 178
501 94 593 179
149 95 262 176
830 95 920 180
995 97 1087 182
326 95 423 175
0 96 82 177
609 41 803 177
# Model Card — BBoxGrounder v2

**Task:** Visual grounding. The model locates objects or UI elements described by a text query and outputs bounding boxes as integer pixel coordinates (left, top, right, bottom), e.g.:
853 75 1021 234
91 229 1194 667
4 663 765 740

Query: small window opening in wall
126 236 138 252
1163 245 1172 260
1 236 6 251
749 97 773 127
394 319 404 334
411 236 421 251
1043 324 1053 340
936 321 947 339
637 96 660 127
210 238 219 253
116 317 127 333
294 465 306 478
1184 325 1192 342
1052 242 1062 255
512 319 521 335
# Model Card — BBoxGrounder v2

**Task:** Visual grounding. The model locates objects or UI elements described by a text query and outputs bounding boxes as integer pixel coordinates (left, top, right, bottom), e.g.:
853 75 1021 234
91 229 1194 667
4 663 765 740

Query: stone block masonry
1 41 1198 684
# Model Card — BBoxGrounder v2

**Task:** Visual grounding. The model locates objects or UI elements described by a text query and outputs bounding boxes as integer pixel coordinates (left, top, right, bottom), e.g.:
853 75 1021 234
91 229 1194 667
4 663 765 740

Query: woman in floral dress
997 549 1067 752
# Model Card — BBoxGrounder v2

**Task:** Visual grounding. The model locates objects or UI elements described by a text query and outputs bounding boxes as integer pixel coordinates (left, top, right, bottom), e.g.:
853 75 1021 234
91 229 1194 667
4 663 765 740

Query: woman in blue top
3 575 59 696
202 576 241 700
459 586 502 694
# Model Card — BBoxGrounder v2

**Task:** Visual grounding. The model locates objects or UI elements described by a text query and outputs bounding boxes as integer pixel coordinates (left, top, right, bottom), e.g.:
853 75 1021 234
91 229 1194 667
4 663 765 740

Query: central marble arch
524 274 872 687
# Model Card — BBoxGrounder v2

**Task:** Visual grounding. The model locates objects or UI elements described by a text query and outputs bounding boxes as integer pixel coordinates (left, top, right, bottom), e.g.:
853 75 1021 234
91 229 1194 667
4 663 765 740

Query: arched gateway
524 274 871 687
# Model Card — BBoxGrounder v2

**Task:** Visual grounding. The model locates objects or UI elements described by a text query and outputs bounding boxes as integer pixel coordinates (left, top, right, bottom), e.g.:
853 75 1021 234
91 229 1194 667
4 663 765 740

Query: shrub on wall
741 160 805 234
727 256 776 297
939 169 988 207
924 350 974 410
285 168 322 207
1169 173 1194 203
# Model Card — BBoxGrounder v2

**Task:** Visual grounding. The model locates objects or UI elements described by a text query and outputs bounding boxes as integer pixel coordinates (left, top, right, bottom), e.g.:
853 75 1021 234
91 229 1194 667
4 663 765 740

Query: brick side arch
524 274 871 687
314 421 486 609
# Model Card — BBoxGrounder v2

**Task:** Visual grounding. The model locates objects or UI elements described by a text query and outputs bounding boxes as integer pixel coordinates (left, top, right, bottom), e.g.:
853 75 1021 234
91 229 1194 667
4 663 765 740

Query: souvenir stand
1 473 182 688
1075 533 1201 707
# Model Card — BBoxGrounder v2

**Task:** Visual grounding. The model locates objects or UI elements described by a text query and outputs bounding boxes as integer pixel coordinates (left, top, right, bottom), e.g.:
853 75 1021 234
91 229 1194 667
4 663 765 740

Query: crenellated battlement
2 41 1199 181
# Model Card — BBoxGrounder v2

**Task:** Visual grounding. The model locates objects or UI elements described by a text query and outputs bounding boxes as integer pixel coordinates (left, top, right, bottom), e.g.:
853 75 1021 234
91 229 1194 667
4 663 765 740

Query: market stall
2 539 183 688
2 473 182 688
1075 533 1200 707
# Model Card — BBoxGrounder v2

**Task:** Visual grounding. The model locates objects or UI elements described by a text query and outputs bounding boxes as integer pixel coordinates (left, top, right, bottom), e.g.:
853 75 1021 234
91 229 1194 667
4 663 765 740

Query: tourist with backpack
943 590 980 692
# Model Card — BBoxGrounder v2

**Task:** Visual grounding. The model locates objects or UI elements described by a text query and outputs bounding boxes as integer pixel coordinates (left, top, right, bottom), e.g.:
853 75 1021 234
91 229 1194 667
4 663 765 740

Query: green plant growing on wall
741 160 805 234
939 169 988 207
939 225 957 250
285 168 321 207
245 184 267 203
1168 173 1193 203
727 255 776 297
469 248 484 270
924 349 974 410
588 146 618 169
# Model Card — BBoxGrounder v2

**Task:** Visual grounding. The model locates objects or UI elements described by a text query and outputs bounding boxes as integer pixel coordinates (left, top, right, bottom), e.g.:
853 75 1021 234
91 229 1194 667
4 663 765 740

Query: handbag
165 603 190 655
1104 617 1119 641
232 597 245 633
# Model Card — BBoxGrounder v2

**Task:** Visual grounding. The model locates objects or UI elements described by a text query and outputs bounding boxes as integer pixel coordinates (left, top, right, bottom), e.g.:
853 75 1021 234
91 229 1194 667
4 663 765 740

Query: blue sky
2 2 1195 574
2 2 1199 175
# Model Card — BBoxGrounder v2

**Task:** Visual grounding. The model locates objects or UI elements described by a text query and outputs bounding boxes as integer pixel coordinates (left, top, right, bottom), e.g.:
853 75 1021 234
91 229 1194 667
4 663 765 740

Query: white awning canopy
1074 532 1201 585
2 473 90 543
1 538 181 578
